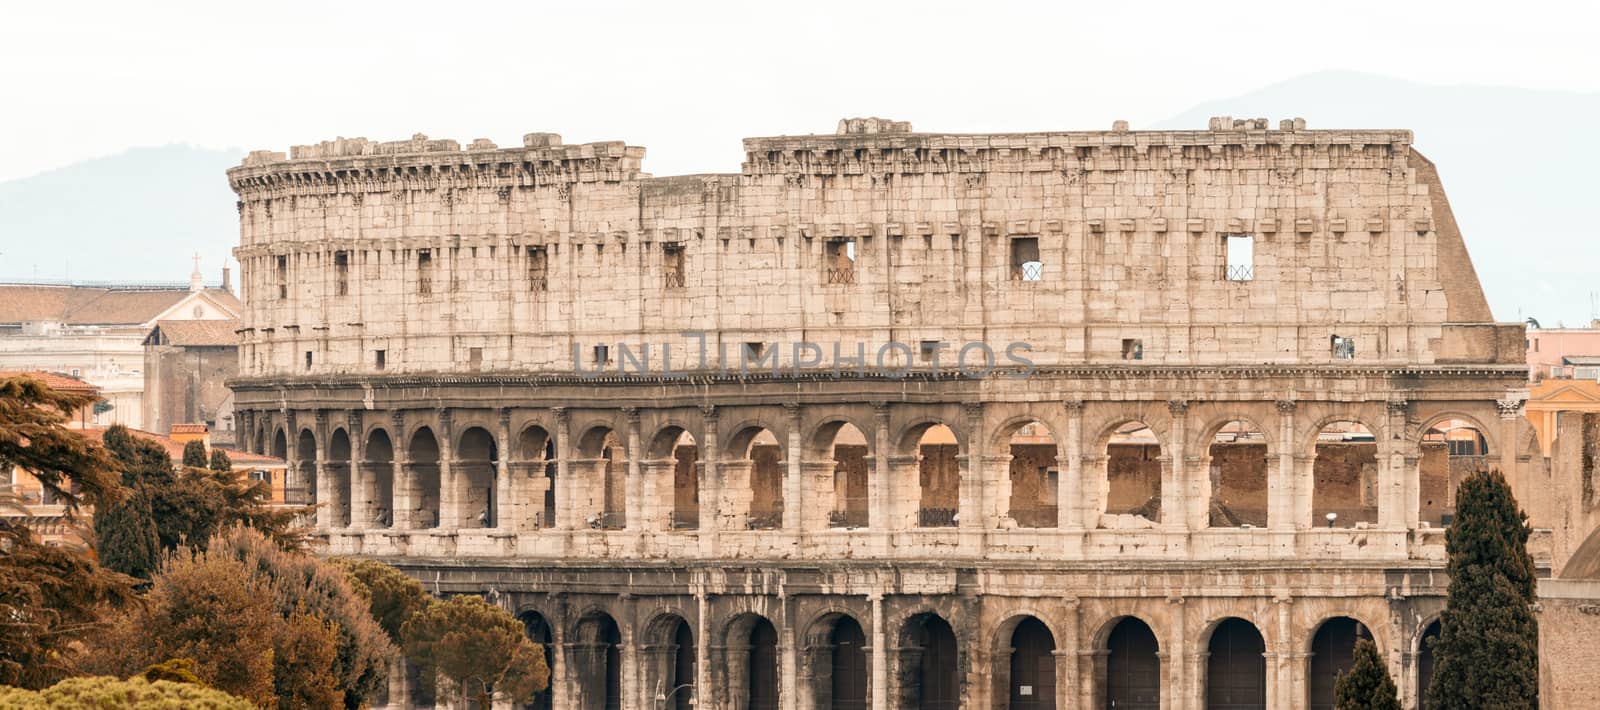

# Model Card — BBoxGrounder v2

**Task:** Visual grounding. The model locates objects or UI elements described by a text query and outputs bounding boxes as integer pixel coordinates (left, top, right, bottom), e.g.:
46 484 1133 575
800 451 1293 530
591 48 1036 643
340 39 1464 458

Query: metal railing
594 512 626 530
918 507 958 527
826 267 856 285
670 510 699 530
828 508 868 528
746 511 783 530
529 275 548 292
1225 264 1254 281
1014 261 1043 281
663 271 686 288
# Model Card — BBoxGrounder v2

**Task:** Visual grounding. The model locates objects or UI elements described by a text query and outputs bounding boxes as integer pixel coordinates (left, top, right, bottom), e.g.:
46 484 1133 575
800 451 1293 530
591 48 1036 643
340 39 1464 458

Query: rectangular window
334 251 349 296
1225 235 1254 281
825 238 856 284
374 349 386 370
663 243 686 288
1010 237 1042 281
919 340 943 362
417 250 434 295
276 255 288 300
304 351 313 370
593 345 610 365
70 368 81 377
468 347 483 370
743 342 766 363
526 246 548 291
1331 335 1356 359
1121 339 1143 361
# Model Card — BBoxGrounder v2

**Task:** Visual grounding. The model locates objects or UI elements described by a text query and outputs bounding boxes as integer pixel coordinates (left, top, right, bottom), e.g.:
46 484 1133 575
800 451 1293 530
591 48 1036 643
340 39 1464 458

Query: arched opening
900 612 959 710
1312 422 1378 528
813 421 870 529
1102 422 1162 527
1103 617 1160 710
407 427 441 529
912 424 960 528
254 425 266 455
364 429 394 528
1421 419 1490 526
644 614 696 710
516 426 556 529
1206 421 1269 528
518 611 554 710
648 427 700 530
271 428 286 460
573 612 622 710
327 428 353 528
831 615 869 710
294 429 317 507
1005 617 1056 710
1205 618 1266 710
1307 617 1369 710
457 427 499 528
725 427 785 530
1005 422 1059 528
1416 620 1440 710
577 426 626 529
726 614 780 710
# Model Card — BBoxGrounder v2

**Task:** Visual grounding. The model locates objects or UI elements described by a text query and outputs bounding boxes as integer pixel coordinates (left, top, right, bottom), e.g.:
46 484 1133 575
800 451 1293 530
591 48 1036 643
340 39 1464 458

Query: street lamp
1325 512 1338 528
656 681 695 710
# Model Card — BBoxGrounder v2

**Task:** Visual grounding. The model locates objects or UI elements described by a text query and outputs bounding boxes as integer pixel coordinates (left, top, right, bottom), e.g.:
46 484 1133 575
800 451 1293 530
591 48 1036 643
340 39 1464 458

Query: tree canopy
400 594 549 708
0 675 253 709
1334 638 1400 710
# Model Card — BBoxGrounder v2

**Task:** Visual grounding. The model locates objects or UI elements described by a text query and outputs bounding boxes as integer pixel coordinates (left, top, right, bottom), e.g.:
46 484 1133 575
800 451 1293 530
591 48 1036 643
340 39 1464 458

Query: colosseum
227 117 1551 710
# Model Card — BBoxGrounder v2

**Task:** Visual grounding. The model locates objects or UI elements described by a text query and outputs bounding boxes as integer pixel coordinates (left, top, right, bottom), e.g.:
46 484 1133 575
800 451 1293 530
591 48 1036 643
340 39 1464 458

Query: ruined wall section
230 121 1505 379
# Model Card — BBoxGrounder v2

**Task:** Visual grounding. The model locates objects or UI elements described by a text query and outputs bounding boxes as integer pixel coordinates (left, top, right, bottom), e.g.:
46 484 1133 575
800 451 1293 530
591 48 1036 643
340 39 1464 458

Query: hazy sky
3 0 1597 181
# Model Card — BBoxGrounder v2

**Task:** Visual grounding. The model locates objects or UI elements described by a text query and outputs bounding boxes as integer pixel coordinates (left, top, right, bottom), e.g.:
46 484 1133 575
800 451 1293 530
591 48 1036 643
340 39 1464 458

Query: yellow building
1526 378 1600 455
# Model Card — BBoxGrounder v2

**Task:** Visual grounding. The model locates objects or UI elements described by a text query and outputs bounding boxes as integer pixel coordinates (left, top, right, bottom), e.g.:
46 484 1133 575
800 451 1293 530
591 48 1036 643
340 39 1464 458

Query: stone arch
573 423 626 529
1201 617 1267 710
1097 615 1161 710
1419 414 1494 527
271 426 287 460
1297 411 1386 456
1094 418 1166 528
1307 417 1381 528
362 428 395 528
995 417 1060 528
1307 615 1375 710
406 426 441 529
570 610 622 710
895 420 963 529
516 609 555 710
1202 418 1273 528
1417 411 1498 455
455 426 499 528
991 613 1058 710
722 423 786 530
294 428 318 507
897 611 961 710
808 418 872 529
722 612 780 710
515 424 557 529
641 609 697 710
327 427 353 528
801 610 870 710
646 424 700 530
1414 617 1442 710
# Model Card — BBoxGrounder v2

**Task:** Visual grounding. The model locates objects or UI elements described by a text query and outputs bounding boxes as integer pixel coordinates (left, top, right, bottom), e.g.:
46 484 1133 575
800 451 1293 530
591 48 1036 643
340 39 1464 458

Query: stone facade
229 117 1545 710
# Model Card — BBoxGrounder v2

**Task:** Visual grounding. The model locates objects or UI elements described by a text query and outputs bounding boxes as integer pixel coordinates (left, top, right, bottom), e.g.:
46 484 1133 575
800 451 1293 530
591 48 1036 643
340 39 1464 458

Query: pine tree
1426 468 1539 709
181 439 208 468
209 448 232 472
1335 639 1400 710
93 488 162 580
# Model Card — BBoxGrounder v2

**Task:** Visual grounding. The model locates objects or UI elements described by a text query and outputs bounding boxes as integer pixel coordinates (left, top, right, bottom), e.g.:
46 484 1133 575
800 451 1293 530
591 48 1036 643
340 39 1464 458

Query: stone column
1273 594 1297 710
696 586 711 710
314 410 332 530
437 409 456 529
800 461 838 530
639 458 677 532
1497 394 1526 494
554 407 576 530
784 403 804 532
871 402 891 531
987 453 1014 525
497 408 513 530
718 461 754 531
625 408 644 532
700 406 720 553
887 455 921 529
961 402 987 533
1381 399 1412 531
1292 454 1317 530
780 594 798 710
391 412 414 530
348 411 369 530
1168 596 1187 710
870 592 887 710
1062 401 1084 530
1165 400 1189 532
1271 400 1297 532
240 410 254 453
1058 598 1081 710
1080 454 1108 528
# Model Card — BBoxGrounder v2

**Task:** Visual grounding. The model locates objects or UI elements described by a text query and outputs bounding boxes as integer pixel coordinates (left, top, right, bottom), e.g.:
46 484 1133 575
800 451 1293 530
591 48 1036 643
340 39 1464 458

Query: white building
0 260 240 430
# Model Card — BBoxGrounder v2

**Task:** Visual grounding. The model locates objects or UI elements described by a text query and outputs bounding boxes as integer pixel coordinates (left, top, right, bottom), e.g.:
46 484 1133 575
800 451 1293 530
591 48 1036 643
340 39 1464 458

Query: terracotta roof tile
0 285 240 326
147 319 239 346
0 370 100 394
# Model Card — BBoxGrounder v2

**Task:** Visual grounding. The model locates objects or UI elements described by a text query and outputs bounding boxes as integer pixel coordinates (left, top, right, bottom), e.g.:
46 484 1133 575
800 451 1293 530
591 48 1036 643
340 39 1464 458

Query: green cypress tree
209 448 232 473
93 488 161 580
182 440 208 468
1334 638 1400 710
1426 468 1538 709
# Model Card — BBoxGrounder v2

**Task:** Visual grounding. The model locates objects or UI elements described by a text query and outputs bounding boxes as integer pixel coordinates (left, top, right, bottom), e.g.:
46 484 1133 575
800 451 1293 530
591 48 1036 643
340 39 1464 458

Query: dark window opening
334 251 349 296
276 255 288 300
375 350 386 370
417 250 434 295
743 342 767 364
1331 335 1355 359
304 351 313 370
1010 236 1042 281
469 347 483 370
919 340 942 362
594 345 610 365
527 246 548 291
663 243 686 288
1122 339 1144 361
825 239 857 284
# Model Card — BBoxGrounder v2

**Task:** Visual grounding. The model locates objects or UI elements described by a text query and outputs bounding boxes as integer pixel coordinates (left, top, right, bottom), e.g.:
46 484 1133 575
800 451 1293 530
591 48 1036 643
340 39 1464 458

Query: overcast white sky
2 0 1597 182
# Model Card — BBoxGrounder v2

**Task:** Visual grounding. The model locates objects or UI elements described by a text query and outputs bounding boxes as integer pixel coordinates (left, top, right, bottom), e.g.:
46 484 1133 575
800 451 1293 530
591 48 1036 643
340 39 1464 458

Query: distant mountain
1155 71 1600 325
0 145 243 284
